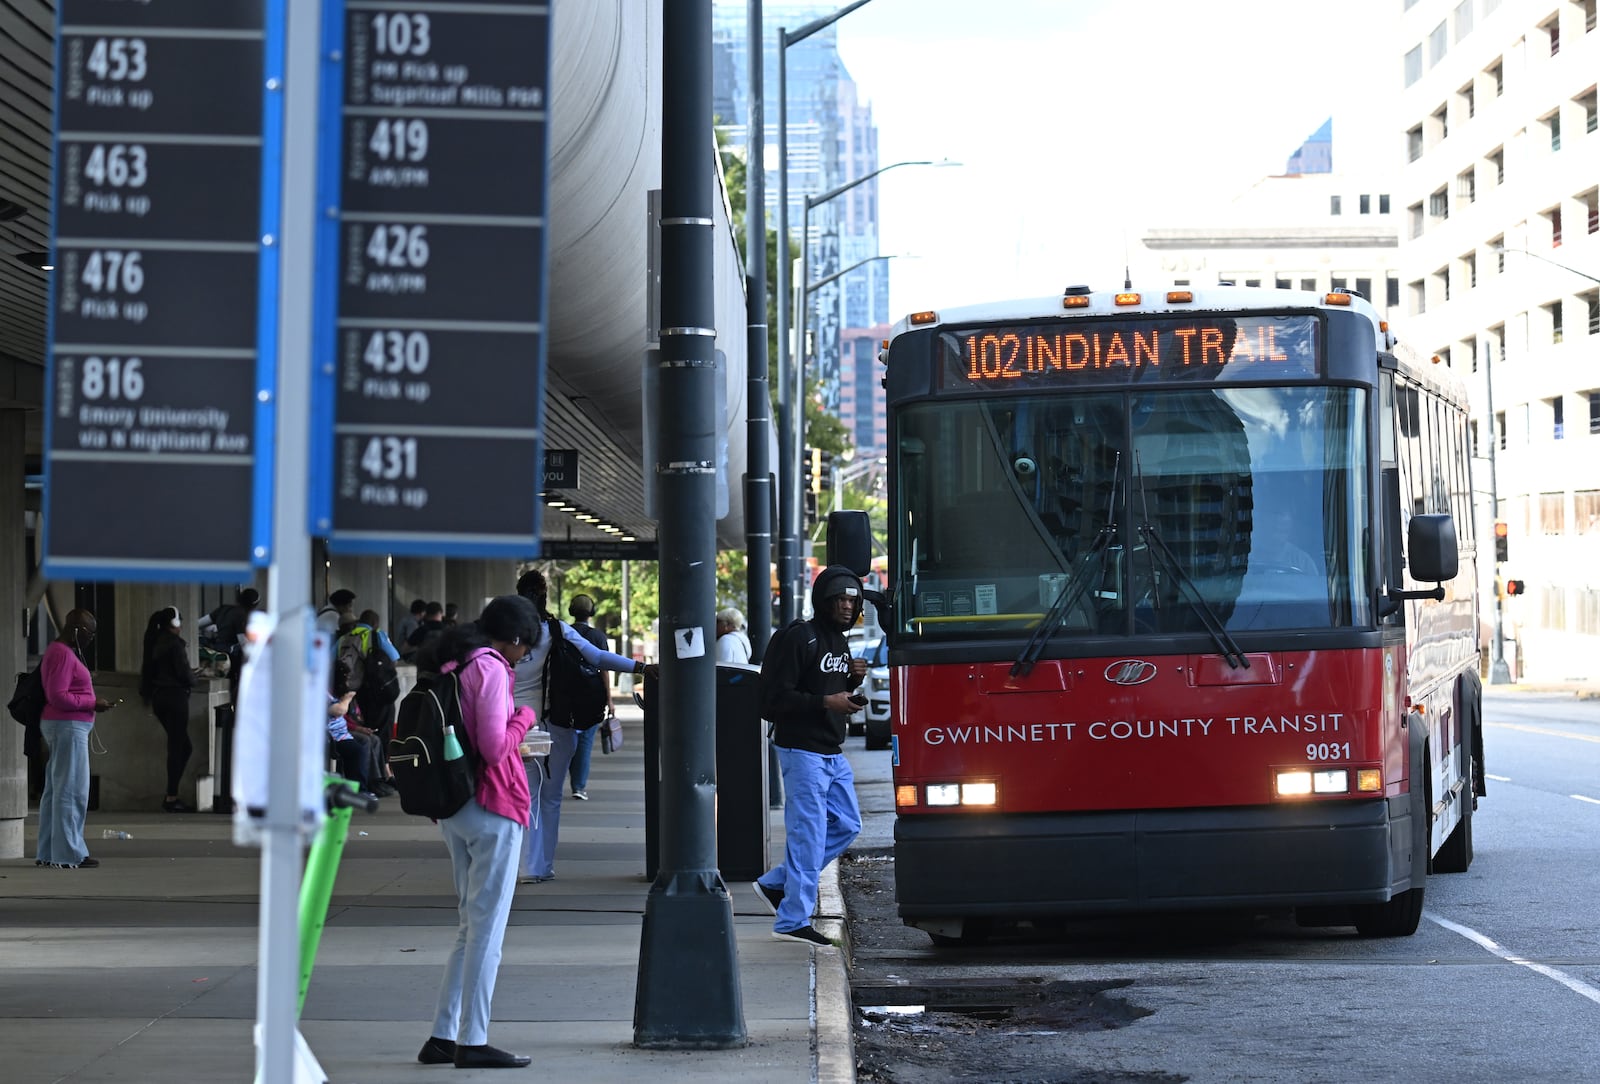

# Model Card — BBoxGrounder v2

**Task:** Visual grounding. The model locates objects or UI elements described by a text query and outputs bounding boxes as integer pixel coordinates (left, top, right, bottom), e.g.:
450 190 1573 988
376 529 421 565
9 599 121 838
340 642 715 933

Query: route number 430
361 436 417 481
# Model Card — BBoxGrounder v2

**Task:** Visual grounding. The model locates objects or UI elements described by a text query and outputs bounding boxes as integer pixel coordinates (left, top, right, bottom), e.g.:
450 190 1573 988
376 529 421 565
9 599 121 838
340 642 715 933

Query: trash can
713 663 769 882
213 703 236 814
643 664 771 882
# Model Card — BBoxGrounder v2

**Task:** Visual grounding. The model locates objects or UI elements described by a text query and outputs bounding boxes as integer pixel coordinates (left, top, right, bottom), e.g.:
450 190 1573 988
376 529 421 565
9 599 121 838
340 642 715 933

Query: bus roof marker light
1114 292 1141 306
1325 292 1352 306
1166 291 1193 303
1062 295 1091 308
909 310 939 325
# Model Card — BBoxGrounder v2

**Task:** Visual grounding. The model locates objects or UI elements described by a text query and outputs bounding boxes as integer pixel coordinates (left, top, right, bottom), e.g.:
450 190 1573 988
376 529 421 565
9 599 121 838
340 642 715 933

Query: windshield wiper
1134 458 1249 670
1012 452 1121 678
1011 524 1115 678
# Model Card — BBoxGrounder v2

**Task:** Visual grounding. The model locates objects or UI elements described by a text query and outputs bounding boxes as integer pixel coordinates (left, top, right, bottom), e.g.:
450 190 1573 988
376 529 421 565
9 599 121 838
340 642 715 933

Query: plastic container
101 830 131 840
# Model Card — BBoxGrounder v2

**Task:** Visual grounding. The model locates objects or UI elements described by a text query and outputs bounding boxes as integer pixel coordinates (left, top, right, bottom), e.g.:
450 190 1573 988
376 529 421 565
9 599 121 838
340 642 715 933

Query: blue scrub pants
758 746 861 932
568 723 597 792
521 725 576 879
431 797 523 1047
36 719 94 866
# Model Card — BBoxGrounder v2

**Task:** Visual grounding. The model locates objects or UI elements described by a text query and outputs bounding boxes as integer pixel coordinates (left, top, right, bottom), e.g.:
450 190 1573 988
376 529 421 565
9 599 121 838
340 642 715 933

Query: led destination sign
946 315 1321 388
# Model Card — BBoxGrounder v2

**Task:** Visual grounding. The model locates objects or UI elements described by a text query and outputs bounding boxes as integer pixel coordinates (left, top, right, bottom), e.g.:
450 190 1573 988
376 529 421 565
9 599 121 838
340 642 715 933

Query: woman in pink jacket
415 595 539 1071
36 608 113 869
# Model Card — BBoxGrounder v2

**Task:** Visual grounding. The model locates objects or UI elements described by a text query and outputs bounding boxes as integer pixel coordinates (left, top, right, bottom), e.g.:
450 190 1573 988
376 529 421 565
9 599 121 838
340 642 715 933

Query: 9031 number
1306 742 1352 761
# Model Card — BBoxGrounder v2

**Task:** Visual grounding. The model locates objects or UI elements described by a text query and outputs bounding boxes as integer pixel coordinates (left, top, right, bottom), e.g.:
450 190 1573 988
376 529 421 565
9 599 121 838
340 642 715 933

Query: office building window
1410 280 1426 315
1577 491 1600 536
1301 277 1317 292
1433 103 1449 141
1409 202 1425 238
1488 146 1504 184
1488 323 1505 362
1330 195 1342 215
1591 391 1600 434
1547 110 1562 152
1245 279 1261 287
1496 411 1506 450
1379 194 1391 213
1466 335 1479 373
1488 60 1503 97
1583 0 1597 33
1457 167 1476 203
1455 0 1474 40
1429 20 1449 64
1540 492 1564 534
1490 235 1506 271
1356 277 1372 300
1359 194 1371 214
1545 301 1563 344
1584 290 1599 334
1332 276 1347 291
1437 346 1452 369
1435 266 1450 303
1404 45 1423 87
1584 188 1598 234
1275 277 1291 290
1550 396 1565 439
1407 125 1424 162
1546 205 1563 247
1429 188 1449 219
1542 14 1559 56
1386 275 1400 307
1581 90 1598 134
1464 251 1477 288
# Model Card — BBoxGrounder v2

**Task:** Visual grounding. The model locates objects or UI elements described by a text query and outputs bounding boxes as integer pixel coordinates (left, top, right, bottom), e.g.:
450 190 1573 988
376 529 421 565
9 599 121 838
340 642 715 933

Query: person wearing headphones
36 609 115 869
565 594 610 800
140 606 197 813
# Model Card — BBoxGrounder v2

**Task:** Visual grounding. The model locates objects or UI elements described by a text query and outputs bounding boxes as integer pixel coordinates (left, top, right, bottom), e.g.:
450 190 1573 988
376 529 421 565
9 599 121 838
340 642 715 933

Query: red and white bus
853 284 1483 942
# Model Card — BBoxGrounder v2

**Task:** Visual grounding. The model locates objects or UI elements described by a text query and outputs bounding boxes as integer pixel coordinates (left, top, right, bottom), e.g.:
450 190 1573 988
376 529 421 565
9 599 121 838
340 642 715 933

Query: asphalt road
838 689 1600 1083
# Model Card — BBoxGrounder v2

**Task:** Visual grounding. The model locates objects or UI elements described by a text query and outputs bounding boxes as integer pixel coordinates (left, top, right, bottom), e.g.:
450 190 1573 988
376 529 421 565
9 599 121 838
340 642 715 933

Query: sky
773 0 1387 318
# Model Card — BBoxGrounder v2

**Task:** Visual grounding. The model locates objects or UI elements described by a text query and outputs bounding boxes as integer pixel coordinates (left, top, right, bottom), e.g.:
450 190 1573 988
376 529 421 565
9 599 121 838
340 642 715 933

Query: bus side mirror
826 510 873 578
1407 513 1458 583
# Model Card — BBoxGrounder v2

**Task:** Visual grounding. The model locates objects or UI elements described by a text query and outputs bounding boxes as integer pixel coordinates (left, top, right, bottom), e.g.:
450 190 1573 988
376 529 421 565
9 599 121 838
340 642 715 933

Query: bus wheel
926 918 992 947
1352 886 1425 937
1433 760 1475 874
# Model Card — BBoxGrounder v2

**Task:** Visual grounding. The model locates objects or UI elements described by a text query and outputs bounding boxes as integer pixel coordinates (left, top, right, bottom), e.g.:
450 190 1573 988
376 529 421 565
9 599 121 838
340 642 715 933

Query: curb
813 857 856 1083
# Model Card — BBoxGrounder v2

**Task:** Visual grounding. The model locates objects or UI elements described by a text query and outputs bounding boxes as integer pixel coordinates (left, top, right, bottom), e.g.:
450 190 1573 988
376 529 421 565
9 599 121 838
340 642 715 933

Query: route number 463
361 436 417 481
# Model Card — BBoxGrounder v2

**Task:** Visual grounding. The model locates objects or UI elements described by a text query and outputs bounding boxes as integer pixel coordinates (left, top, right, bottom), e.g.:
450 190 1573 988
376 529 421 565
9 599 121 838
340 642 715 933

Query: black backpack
387 669 476 819
541 619 609 730
7 666 45 728
362 650 401 706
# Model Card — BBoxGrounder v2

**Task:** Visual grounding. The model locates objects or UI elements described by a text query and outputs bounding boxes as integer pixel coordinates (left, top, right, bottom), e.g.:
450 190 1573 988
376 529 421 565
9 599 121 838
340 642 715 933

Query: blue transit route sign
311 0 552 557
42 0 281 581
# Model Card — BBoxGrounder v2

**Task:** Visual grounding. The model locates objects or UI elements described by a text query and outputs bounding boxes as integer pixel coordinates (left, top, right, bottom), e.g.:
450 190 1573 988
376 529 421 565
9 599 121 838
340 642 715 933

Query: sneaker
752 880 783 916
771 925 831 947
571 790 588 801
162 798 194 813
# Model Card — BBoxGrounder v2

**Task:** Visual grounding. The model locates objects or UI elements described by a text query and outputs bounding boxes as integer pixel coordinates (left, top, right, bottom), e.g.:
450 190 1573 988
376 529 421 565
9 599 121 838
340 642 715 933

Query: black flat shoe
453 1044 531 1069
162 798 194 813
75 856 100 869
416 1037 456 1065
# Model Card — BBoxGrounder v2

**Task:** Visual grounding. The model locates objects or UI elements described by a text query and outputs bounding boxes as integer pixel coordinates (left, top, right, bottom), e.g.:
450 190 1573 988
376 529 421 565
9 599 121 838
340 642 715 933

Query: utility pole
634 0 746 1048
743 0 772 661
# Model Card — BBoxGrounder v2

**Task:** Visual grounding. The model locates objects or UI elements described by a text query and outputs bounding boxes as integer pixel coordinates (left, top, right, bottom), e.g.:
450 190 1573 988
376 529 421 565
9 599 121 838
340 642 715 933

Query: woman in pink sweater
415 595 539 1071
36 609 113 869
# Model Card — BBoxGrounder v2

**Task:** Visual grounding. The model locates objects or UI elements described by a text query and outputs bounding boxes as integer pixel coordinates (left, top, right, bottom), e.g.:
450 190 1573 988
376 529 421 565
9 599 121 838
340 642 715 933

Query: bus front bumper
894 796 1415 921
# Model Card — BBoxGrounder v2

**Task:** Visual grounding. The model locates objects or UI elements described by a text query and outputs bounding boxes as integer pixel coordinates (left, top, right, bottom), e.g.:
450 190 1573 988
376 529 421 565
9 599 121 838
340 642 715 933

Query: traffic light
1493 520 1508 563
1505 579 1526 597
802 445 815 494
809 447 823 495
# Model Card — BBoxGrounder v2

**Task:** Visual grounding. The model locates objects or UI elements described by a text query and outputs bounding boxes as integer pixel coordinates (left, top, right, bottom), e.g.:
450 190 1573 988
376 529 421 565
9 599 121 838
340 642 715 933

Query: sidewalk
0 701 854 1083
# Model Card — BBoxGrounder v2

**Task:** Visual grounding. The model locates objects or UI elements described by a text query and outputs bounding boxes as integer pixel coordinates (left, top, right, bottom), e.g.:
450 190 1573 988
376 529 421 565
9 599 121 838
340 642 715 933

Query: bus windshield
894 384 1371 640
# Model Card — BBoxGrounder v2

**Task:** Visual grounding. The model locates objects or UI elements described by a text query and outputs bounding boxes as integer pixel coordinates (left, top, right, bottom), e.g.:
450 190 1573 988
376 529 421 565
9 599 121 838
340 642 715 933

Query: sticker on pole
673 627 706 659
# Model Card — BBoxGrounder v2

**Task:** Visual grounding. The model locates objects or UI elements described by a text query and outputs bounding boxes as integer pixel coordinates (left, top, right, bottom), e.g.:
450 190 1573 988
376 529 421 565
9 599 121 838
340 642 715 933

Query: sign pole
257 0 322 1078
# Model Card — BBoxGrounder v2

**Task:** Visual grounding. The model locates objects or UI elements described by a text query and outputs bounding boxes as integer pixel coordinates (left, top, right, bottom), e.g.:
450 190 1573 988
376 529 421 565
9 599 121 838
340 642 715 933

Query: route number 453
361 436 416 480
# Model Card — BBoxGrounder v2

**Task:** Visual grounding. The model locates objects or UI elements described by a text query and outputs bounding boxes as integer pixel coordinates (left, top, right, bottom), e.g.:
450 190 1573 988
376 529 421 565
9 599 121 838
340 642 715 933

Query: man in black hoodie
754 565 869 946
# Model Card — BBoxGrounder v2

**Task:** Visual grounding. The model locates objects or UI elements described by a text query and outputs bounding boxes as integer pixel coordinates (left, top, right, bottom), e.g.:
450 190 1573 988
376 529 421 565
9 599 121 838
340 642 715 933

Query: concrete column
391 556 446 629
324 554 389 627
445 559 514 620
0 410 25 857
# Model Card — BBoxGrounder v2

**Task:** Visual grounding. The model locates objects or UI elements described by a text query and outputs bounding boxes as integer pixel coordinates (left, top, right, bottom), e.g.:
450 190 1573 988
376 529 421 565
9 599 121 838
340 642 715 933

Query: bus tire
1434 757 1474 873
1352 885 1425 937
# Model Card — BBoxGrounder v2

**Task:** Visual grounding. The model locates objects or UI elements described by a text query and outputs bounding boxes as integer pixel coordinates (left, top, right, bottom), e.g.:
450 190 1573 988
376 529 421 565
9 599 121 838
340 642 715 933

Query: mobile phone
847 693 868 708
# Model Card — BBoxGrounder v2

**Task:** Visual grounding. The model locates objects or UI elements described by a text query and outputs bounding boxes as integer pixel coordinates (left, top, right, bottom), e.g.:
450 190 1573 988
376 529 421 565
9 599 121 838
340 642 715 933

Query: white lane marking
1487 721 1600 745
1571 795 1600 806
1486 773 1512 782
1428 912 1600 1008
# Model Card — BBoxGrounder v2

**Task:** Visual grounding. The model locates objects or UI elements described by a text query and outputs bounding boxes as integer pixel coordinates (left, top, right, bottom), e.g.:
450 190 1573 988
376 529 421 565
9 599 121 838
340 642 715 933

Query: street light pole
776 0 878 627
1482 341 1510 686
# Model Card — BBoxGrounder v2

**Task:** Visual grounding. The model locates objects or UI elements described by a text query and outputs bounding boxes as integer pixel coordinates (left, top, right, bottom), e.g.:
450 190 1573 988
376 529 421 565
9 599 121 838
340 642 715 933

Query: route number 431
361 436 417 480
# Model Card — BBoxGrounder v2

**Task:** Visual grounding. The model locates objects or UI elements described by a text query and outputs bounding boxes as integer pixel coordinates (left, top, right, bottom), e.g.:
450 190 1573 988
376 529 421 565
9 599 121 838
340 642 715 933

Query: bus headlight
1312 770 1348 794
961 782 997 806
1276 770 1313 797
926 783 961 806
921 782 999 807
